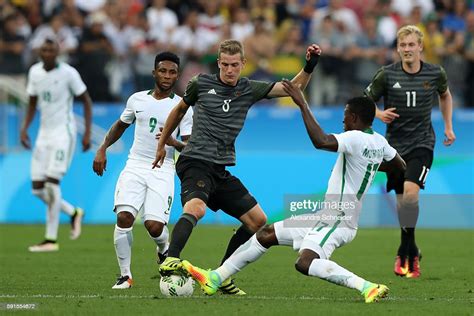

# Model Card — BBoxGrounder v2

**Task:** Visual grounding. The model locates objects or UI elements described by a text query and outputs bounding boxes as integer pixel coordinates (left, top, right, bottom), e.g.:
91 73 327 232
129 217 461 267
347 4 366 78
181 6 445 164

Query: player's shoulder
383 62 402 72
421 61 444 75
57 62 79 74
127 90 150 102
28 62 43 75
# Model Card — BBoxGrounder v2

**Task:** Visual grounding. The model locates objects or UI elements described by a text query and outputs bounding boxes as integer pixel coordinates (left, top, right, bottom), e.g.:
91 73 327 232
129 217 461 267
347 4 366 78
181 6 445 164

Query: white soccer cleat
112 275 133 289
28 240 59 252
70 207 84 240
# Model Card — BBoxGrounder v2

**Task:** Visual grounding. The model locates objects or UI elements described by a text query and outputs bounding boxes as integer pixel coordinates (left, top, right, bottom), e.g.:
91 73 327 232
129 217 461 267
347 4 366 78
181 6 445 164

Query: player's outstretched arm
281 79 338 152
378 153 406 173
152 100 190 168
78 91 93 151
267 44 321 98
93 120 130 176
439 88 456 146
20 96 38 149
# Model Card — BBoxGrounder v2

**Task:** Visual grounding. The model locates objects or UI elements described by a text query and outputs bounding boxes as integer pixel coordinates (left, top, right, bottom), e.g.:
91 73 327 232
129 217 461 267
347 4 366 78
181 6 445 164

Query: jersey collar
362 128 374 134
148 89 175 99
401 60 423 76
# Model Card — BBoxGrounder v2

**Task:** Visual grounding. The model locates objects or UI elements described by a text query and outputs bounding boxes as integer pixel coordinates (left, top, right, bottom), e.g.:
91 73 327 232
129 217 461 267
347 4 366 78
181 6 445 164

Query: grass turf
0 224 472 315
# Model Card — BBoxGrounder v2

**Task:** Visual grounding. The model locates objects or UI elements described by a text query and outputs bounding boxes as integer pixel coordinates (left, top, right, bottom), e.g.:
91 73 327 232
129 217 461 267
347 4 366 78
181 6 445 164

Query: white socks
215 234 267 281
44 183 61 241
149 225 169 254
32 187 75 216
308 259 368 292
114 225 133 279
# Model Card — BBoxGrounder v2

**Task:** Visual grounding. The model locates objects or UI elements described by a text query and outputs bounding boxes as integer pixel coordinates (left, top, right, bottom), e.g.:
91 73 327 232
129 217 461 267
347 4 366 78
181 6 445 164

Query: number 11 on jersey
406 91 416 107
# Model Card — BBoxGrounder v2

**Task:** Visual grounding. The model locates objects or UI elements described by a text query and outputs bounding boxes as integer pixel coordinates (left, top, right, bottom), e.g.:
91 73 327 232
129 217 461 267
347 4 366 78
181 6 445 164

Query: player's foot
394 255 409 276
362 283 389 303
181 260 221 296
28 240 59 252
157 249 168 265
406 250 422 279
112 275 133 289
70 207 84 240
218 277 246 295
159 256 182 276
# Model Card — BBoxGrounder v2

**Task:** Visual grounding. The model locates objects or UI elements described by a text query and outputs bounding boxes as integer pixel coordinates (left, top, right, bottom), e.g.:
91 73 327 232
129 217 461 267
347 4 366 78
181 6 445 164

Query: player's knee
402 192 418 205
116 211 135 228
144 220 164 237
256 224 276 248
183 199 206 219
295 250 320 276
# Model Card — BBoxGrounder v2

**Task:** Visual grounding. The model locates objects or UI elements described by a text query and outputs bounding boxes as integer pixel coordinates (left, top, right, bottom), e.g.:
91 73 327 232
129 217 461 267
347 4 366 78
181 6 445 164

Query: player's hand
377 107 399 124
443 128 456 146
304 44 322 73
92 148 107 176
281 79 305 107
305 44 322 60
82 133 91 152
20 129 31 149
152 146 166 169
156 127 177 147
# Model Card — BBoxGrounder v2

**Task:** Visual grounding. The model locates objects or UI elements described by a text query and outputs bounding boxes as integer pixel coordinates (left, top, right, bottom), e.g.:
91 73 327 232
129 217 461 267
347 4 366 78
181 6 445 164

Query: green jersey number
165 196 172 215
42 91 51 103
149 117 158 133
406 91 416 107
357 162 380 200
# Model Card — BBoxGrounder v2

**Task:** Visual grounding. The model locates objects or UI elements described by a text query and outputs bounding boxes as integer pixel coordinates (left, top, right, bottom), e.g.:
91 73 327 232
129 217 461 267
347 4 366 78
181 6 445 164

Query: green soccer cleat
159 256 182 276
219 277 246 295
181 260 221 296
362 283 389 303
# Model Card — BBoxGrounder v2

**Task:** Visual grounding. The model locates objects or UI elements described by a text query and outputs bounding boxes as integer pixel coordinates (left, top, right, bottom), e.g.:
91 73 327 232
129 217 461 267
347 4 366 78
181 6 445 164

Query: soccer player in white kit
182 80 406 303
93 52 193 289
20 39 93 252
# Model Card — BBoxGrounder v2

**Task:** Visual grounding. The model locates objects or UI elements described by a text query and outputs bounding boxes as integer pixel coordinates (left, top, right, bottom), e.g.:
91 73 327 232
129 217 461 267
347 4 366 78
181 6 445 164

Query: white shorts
31 132 76 181
114 161 175 224
274 219 357 260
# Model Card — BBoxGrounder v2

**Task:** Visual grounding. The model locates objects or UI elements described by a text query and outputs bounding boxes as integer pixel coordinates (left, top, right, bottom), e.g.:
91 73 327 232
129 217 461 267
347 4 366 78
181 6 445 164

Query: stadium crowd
0 0 473 107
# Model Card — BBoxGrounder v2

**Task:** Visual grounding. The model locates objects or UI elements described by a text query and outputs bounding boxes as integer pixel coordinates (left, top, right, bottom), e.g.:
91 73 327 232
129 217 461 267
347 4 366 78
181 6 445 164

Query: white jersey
325 128 397 228
26 62 86 138
120 90 193 168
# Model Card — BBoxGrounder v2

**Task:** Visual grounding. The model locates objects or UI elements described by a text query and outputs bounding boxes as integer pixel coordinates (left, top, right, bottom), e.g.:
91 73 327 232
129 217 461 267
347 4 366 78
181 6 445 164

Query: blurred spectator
249 0 277 28
408 5 427 34
0 13 26 81
243 15 277 79
463 10 474 107
52 0 86 39
422 13 445 64
75 0 106 13
147 0 178 41
29 12 78 64
376 0 402 46
276 20 305 56
309 0 362 38
77 12 115 101
352 13 387 91
309 14 354 106
391 0 434 19
198 0 226 35
231 7 254 41
442 0 467 33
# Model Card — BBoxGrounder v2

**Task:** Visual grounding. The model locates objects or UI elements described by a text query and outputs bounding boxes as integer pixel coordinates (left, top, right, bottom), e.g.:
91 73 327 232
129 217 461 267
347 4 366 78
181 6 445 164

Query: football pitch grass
1 225 472 315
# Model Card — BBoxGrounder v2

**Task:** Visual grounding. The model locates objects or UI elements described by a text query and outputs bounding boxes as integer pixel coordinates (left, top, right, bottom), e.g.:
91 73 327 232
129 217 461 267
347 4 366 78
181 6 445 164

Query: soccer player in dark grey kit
153 39 321 294
365 25 456 278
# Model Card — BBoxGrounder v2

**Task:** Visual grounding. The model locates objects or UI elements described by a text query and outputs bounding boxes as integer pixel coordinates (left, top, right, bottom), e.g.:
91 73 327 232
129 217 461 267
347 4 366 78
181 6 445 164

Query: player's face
39 43 59 67
218 53 246 86
397 34 422 65
343 105 355 131
153 61 179 92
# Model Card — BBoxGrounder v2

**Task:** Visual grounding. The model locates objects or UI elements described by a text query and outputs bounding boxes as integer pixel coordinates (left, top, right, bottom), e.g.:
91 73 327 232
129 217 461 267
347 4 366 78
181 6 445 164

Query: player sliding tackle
182 81 406 303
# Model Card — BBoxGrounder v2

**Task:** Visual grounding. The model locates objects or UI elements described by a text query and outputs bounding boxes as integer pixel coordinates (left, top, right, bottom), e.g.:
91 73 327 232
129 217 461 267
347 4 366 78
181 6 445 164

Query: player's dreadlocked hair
218 39 245 60
347 96 376 125
154 52 180 69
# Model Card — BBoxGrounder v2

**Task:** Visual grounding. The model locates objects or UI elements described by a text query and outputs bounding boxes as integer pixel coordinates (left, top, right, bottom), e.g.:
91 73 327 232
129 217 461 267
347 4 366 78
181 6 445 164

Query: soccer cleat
157 249 168 265
181 260 221 296
362 283 389 303
112 275 133 289
406 251 422 278
28 240 59 252
159 256 183 276
394 255 409 276
70 207 84 240
219 277 246 295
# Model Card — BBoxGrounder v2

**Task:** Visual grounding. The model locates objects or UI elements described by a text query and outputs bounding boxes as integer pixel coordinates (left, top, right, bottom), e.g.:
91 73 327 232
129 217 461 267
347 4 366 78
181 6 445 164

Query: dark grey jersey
365 61 448 156
181 74 275 165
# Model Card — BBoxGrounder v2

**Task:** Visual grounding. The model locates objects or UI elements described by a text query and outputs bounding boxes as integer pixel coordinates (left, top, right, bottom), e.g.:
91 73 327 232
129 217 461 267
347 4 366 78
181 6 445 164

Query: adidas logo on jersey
392 82 402 88
208 89 217 95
